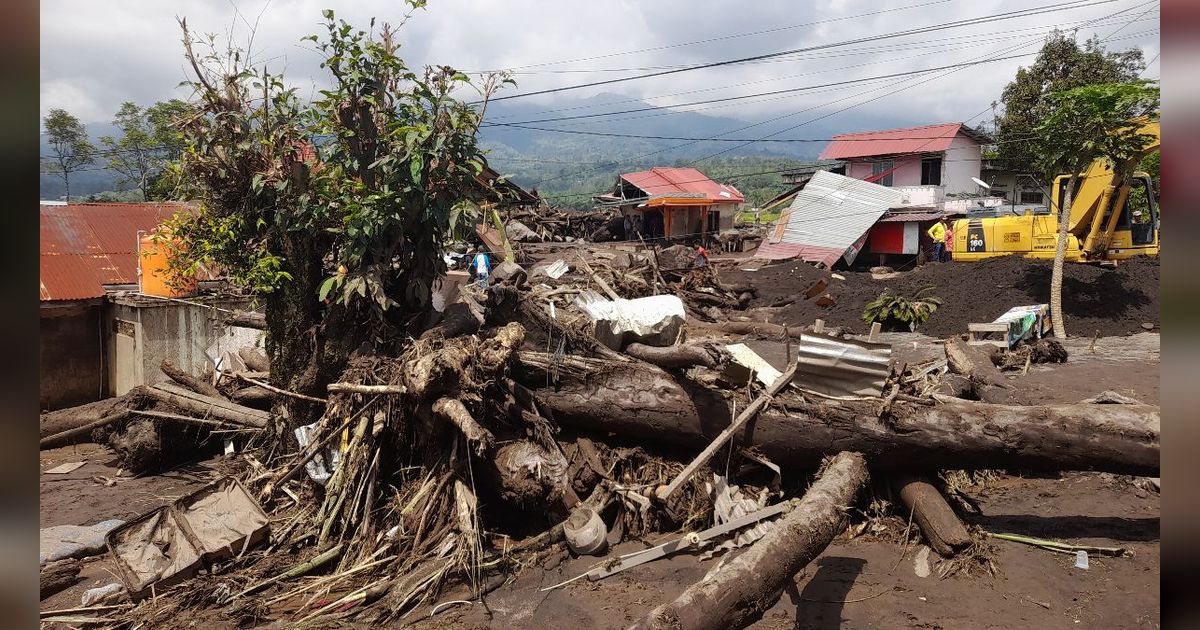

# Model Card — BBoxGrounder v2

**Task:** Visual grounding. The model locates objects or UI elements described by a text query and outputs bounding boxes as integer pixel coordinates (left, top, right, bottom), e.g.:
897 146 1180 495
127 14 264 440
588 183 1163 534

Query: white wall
943 133 983 195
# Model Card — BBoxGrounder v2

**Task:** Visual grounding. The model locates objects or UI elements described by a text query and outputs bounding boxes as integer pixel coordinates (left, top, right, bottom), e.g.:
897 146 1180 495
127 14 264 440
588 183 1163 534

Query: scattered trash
294 422 342 486
701 475 776 559
563 505 607 556
544 259 569 280
107 477 269 599
723 343 782 387
81 583 126 607
914 545 932 578
1074 550 1089 570
44 461 86 474
575 292 686 350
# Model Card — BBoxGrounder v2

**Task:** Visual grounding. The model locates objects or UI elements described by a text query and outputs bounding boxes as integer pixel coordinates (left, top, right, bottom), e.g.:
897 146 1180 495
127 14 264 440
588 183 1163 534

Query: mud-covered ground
41 335 1159 629
720 255 1159 338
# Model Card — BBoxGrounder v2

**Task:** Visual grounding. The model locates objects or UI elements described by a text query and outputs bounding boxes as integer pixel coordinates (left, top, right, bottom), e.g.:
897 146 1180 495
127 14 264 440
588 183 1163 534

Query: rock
505 220 541 243
40 519 125 565
1141 322 1155 330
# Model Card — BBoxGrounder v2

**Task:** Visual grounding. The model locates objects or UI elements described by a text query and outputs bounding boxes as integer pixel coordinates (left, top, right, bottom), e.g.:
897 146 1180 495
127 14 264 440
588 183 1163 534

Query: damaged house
596 167 744 242
39 202 256 410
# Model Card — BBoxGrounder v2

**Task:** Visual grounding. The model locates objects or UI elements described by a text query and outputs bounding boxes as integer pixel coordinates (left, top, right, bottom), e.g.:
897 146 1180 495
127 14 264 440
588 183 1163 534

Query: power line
467 0 959 73
524 0 1152 201
475 0 1122 103
490 11 1157 77
483 54 1036 127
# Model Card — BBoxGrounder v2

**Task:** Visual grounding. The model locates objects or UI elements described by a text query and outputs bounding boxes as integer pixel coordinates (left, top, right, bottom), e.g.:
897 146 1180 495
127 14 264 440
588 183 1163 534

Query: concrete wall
943 133 983 195
107 295 255 396
40 301 105 411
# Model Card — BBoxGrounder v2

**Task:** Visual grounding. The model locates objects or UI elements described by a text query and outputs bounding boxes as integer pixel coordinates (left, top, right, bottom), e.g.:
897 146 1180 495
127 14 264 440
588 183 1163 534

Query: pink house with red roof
818 122 990 198
597 167 744 241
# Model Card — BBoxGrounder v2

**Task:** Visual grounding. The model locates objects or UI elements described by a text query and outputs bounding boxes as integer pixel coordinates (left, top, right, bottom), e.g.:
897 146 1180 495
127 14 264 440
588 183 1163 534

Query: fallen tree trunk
40 395 134 439
631 451 868 630
225 311 266 329
161 359 225 399
517 355 1159 475
40 558 81 599
41 411 130 450
893 473 970 557
142 383 269 428
231 385 274 404
238 347 270 372
624 342 725 369
690 320 804 339
945 340 1028 405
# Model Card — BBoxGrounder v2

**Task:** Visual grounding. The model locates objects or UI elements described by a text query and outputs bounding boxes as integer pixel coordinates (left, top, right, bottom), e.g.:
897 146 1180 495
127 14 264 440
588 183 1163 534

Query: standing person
693 241 709 268
943 217 954 262
471 249 491 287
927 217 949 263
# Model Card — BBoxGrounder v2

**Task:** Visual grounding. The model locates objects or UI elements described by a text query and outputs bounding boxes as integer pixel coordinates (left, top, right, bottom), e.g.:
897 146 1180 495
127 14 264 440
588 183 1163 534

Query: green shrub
862 286 943 331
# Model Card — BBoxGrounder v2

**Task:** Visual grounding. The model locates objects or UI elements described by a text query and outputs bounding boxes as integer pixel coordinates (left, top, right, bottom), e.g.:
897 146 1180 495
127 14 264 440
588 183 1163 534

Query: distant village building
40 202 256 410
595 167 743 242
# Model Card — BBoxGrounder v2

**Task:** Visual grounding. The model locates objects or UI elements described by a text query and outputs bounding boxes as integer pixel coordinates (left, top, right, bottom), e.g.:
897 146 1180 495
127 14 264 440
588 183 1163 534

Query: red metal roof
620 167 745 203
40 203 189 301
818 123 973 160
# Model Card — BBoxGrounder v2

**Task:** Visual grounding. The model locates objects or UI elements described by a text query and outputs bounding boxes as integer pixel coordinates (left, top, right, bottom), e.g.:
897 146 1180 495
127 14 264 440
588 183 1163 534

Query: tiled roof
818 123 987 160
40 202 188 301
620 167 745 203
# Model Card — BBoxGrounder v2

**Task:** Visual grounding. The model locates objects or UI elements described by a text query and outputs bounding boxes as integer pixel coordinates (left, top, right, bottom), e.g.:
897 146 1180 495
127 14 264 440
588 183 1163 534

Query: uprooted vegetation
36 9 1160 629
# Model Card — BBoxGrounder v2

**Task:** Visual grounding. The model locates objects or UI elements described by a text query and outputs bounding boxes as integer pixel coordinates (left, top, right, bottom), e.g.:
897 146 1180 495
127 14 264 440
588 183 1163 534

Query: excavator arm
1052 119 1159 258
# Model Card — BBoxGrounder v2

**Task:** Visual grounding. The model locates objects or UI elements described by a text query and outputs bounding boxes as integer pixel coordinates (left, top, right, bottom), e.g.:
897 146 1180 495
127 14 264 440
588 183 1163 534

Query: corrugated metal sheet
757 170 903 267
621 167 745 203
819 123 962 160
40 202 189 302
792 333 892 397
877 212 945 223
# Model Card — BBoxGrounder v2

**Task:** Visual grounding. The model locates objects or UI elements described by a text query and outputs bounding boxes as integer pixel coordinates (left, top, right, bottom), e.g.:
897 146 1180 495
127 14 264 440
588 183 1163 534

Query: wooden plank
655 360 800 503
968 323 1009 333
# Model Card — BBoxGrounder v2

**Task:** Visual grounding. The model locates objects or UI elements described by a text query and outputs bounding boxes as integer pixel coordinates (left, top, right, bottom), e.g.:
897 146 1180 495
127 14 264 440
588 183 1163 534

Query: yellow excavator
952 120 1159 262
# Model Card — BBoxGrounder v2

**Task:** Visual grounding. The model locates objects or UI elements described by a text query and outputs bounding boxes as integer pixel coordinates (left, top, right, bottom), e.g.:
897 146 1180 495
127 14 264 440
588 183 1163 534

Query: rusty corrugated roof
819 123 981 160
621 167 745 204
40 202 189 302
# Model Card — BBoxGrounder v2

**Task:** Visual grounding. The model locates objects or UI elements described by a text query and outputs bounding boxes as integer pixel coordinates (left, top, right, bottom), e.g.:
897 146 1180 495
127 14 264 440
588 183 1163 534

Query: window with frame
920 157 942 186
1019 191 1043 204
872 160 894 187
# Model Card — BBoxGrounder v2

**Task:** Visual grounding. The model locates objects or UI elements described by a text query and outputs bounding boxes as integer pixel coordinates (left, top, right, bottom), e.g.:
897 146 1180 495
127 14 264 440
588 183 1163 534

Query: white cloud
41 0 1159 135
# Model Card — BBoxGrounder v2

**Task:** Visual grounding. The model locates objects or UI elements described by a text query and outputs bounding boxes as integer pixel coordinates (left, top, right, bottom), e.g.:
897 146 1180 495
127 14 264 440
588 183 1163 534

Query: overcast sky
41 0 1159 134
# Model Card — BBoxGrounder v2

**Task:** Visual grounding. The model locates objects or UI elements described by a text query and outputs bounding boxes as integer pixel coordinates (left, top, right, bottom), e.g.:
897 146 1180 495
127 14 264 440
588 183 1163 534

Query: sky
40 0 1160 135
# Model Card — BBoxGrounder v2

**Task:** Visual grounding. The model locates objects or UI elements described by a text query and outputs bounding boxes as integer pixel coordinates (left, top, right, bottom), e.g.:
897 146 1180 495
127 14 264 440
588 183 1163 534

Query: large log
41 411 130 450
142 383 269 428
161 359 224 399
518 355 1159 475
631 451 868 630
40 395 133 439
225 311 266 329
40 558 81 599
945 339 1028 405
893 473 971 557
624 342 725 369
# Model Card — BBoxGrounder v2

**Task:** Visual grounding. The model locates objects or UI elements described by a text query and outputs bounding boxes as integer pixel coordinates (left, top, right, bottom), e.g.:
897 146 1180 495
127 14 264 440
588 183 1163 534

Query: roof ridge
833 122 962 139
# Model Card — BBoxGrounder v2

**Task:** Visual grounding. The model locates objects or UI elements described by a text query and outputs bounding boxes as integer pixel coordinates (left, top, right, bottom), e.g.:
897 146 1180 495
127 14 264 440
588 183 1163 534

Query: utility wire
467 0 959 73
474 0 1122 103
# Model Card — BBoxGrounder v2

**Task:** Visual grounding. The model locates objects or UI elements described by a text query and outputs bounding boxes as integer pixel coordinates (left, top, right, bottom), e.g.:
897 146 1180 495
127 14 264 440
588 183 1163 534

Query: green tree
165 7 509 426
99 99 193 200
42 108 95 202
994 32 1144 174
1030 81 1159 339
